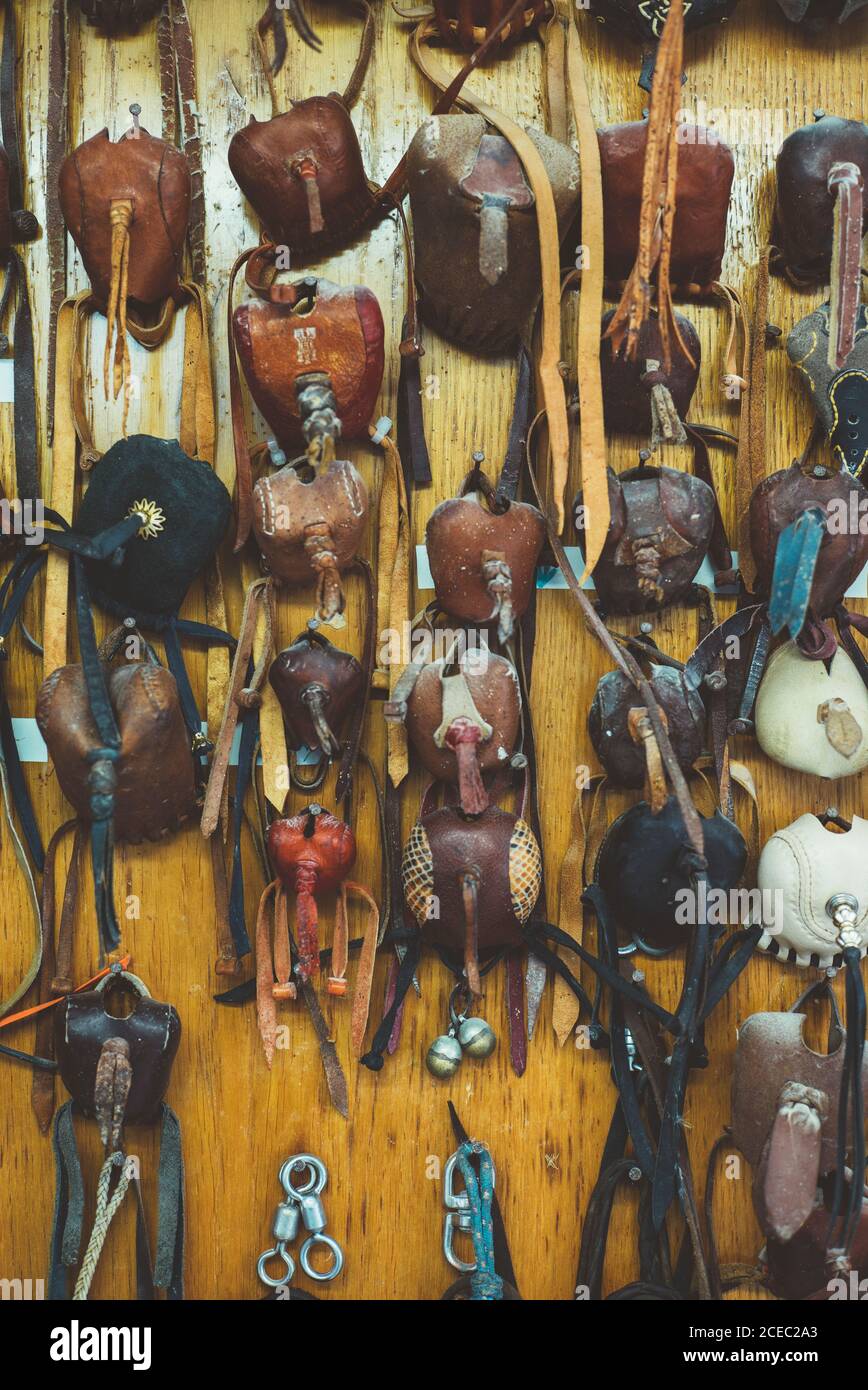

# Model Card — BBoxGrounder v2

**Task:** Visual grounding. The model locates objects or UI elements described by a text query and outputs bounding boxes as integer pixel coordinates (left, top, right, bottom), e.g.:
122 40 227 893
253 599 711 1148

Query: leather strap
46 0 68 446
737 249 770 593
410 18 570 529
604 0 692 375
565 15 607 578
201 578 271 838
161 0 206 286
1 249 38 503
541 8 568 144
828 161 864 370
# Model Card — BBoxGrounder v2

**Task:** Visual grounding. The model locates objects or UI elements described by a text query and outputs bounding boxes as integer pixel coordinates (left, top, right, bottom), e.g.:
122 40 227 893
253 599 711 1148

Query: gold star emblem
127 498 166 540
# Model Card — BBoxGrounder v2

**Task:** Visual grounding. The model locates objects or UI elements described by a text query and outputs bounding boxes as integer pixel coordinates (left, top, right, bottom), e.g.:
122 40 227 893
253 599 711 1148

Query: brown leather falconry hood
37 642 197 846
576 456 716 615
426 478 545 644
389 647 522 814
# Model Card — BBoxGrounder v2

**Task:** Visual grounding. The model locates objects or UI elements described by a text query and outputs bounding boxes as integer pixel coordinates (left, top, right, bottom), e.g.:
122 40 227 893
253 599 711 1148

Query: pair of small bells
426 988 497 1079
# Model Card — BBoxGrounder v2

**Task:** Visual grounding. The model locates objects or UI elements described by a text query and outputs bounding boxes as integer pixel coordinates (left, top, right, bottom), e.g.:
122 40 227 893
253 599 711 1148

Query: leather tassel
461 871 482 997
444 719 489 815
827 161 864 370
104 200 133 426
297 159 325 236
604 0 693 372
349 881 381 1056
295 872 320 981
304 522 343 621
649 378 688 446
272 884 296 1001
506 952 527 1076
329 884 350 996
210 834 239 977
482 550 513 644
255 880 279 1067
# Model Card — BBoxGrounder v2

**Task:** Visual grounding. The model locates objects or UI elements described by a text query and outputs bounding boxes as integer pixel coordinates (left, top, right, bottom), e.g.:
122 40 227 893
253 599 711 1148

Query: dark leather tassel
827 947 866 1253
360 934 422 1071
505 952 527 1076
397 318 432 486
461 871 482 996
827 161 864 370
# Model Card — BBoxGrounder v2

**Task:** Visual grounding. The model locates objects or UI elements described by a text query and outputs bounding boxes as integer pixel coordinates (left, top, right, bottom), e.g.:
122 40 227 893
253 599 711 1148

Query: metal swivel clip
257 1153 344 1289
442 1146 497 1273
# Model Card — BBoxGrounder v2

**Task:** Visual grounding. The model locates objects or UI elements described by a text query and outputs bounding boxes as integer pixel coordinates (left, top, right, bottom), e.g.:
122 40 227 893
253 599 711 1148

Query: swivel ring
279 1153 327 1200
299 1232 344 1282
257 1244 296 1289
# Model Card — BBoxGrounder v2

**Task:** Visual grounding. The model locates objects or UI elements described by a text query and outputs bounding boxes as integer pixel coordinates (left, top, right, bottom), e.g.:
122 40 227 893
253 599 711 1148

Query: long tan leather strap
43 298 79 681
410 19 570 531
565 14 607 579
737 249 770 592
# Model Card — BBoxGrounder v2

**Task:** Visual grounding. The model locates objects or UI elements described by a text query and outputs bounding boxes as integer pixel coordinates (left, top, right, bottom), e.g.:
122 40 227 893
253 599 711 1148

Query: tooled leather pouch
750 816 868 1259
600 308 701 440
755 638 868 779
228 1 384 258
54 969 181 1126
78 0 165 33
588 661 704 789
37 642 197 846
403 802 542 969
72 435 232 626
595 795 746 955
576 457 716 615
406 113 579 354
598 120 734 290
254 442 369 608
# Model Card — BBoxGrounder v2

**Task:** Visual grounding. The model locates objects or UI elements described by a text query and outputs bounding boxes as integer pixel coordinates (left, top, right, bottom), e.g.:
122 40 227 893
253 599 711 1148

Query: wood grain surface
1 0 867 1302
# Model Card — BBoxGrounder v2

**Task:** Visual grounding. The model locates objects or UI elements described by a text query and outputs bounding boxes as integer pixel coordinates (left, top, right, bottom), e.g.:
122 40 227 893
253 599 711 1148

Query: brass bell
457 1016 497 1060
426 1034 463 1079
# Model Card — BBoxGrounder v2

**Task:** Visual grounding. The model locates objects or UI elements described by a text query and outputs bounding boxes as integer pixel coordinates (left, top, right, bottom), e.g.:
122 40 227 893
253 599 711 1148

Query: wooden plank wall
1 0 867 1301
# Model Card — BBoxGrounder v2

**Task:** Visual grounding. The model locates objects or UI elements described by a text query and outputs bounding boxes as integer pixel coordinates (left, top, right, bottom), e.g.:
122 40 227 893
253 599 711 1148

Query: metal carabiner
257 1242 297 1289
442 1148 497 1273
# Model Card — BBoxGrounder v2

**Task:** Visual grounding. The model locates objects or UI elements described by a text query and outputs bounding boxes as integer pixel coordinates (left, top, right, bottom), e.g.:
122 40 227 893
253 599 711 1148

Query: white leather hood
755 641 868 779
756 813 868 967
